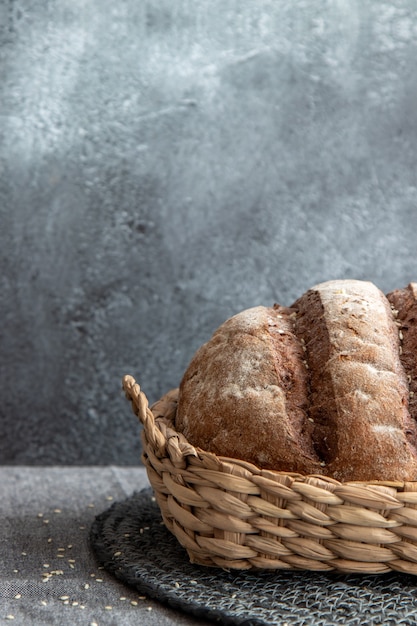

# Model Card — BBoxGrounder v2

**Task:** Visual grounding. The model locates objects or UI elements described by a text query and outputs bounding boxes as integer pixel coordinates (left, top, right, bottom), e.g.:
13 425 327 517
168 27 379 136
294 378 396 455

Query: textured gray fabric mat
2 467 207 625
90 489 417 625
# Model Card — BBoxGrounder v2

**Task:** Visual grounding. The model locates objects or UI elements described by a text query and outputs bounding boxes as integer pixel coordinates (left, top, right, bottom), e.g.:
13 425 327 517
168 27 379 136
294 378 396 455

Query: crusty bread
176 305 322 474
293 279 417 481
175 280 417 482
387 283 417 437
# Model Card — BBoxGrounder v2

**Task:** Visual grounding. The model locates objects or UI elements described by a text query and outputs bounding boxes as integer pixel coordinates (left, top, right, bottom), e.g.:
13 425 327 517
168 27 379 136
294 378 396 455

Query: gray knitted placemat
90 488 417 626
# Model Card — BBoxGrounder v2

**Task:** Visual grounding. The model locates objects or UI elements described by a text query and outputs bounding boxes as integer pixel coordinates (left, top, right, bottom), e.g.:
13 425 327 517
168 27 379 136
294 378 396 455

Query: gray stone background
1 0 417 464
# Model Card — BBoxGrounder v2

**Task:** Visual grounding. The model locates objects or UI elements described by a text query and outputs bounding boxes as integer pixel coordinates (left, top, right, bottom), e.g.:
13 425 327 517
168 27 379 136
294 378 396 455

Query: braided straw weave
123 374 417 574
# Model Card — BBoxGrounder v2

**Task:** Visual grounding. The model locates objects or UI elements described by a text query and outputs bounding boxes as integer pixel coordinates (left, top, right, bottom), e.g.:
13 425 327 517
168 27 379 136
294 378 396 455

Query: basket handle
122 375 167 457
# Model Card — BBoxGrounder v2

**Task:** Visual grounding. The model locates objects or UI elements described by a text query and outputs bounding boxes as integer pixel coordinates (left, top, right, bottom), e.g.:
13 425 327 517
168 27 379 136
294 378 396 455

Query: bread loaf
175 279 417 482
387 283 417 434
293 279 417 481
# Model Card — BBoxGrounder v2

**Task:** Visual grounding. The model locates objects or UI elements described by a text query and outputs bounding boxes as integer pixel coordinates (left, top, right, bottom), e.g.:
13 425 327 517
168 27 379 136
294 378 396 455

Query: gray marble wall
1 0 417 464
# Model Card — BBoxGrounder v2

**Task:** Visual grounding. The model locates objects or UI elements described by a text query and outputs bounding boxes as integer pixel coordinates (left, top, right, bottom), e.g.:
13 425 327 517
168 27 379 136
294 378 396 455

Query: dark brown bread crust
175 280 417 482
387 283 417 434
176 305 322 474
291 288 337 464
292 280 417 482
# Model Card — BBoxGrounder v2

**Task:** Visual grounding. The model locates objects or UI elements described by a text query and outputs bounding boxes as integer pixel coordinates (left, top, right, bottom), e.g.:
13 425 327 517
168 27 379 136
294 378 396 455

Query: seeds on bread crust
176 280 417 482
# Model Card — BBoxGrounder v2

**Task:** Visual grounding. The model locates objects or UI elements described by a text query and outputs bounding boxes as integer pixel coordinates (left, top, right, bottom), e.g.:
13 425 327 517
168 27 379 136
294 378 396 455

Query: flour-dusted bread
293 279 417 481
387 282 417 434
175 279 417 482
175 305 322 475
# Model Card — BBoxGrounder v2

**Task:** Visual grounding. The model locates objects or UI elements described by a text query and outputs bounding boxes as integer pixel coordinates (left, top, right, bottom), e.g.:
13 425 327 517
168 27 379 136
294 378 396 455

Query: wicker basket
123 374 417 574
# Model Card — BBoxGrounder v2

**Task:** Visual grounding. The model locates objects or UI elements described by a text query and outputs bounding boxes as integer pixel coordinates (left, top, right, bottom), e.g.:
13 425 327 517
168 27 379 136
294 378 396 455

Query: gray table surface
1 466 211 626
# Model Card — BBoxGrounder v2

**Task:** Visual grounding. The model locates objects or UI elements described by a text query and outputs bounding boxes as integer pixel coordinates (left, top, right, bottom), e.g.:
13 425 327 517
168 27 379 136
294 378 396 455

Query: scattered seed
43 564 50 568
174 582 180 588
119 597 126 601
399 346 403 355
13 570 18 573
88 503 95 508
43 519 50 525
84 584 90 590
53 508 62 514
56 554 65 558
399 330 404 340
190 580 197 585
320 461 326 467
138 596 146 600
5 616 14 620
130 600 138 606
57 547 65 552
79 526 86 530
95 578 103 583
21 552 27 556
68 559 76 563
90 622 98 626
63 600 69 605
37 513 43 518
124 533 131 537
106 496 113 501
146 606 153 611
72 601 79 606
59 596 69 601
47 538 52 543
67 544 73 549
308 418 314 423
104 605 112 610
69 564 75 569
410 391 415 398
113 551 121 557
41 601 47 606
14 594 21 599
